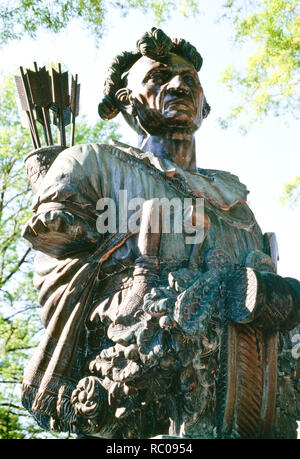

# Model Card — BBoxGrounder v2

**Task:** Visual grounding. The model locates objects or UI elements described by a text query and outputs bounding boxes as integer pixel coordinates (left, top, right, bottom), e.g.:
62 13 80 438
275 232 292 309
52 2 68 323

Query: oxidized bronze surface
17 27 300 439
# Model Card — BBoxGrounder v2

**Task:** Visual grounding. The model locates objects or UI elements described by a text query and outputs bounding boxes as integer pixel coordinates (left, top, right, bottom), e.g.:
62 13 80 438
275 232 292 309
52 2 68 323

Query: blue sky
0 3 299 279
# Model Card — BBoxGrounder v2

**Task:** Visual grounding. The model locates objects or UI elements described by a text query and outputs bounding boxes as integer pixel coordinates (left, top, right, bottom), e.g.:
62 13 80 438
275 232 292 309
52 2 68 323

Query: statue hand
173 269 221 337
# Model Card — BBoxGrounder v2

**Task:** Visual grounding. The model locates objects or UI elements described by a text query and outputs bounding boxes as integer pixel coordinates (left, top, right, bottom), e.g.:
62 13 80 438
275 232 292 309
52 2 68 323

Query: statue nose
167 75 190 95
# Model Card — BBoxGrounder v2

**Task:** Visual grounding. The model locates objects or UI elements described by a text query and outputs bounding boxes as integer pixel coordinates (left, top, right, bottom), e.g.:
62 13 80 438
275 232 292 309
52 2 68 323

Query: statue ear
202 96 211 119
115 88 137 116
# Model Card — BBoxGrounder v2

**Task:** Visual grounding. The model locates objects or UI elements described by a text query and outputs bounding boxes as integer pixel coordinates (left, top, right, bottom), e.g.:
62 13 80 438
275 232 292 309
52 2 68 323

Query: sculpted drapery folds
21 28 300 439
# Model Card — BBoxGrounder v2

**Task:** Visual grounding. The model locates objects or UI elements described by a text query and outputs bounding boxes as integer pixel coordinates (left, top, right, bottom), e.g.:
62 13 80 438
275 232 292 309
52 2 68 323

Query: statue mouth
163 97 195 114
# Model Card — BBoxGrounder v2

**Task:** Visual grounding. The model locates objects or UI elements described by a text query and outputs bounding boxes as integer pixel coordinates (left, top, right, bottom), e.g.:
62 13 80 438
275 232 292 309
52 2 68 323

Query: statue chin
132 98 199 136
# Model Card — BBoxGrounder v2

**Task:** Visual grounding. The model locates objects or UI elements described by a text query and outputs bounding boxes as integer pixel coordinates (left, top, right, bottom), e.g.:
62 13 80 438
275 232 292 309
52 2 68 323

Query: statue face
126 53 205 135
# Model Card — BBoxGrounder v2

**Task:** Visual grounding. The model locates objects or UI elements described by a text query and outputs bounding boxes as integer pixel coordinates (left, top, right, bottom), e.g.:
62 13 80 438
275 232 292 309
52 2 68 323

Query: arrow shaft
70 75 78 147
42 107 53 145
60 109 66 146
26 111 37 149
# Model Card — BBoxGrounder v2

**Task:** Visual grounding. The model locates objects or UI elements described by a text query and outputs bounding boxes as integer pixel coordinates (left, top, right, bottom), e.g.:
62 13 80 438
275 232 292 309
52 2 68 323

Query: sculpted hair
98 27 210 128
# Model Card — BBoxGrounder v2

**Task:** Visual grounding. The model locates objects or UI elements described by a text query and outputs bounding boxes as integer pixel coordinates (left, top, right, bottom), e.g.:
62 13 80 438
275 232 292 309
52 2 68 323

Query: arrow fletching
27 67 52 108
15 68 41 148
70 74 80 146
71 75 80 116
15 62 80 149
51 68 69 110
14 75 31 112
51 66 70 146
51 105 71 127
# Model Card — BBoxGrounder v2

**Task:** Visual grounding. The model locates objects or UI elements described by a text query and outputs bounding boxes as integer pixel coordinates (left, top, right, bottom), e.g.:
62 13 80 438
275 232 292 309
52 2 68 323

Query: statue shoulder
197 167 249 203
57 142 118 164
56 140 145 170
197 167 247 188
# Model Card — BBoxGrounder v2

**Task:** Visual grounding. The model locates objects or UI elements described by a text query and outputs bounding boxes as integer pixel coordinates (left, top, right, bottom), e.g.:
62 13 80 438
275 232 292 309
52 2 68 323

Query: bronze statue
19 28 300 439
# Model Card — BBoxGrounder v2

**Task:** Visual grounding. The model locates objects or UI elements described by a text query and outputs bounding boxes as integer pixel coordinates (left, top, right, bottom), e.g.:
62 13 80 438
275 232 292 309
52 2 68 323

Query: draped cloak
20 140 298 436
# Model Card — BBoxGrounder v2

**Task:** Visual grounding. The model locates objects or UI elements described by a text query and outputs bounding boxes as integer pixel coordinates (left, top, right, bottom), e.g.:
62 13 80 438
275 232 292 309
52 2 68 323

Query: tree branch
0 247 31 287
4 305 39 321
0 380 20 384
1 188 31 210
7 345 36 352
0 402 25 411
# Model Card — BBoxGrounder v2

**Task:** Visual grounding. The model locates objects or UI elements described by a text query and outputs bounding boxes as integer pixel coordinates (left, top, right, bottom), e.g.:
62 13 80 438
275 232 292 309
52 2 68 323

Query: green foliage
0 314 42 438
280 176 300 208
219 0 300 133
74 114 121 145
0 0 199 46
0 74 44 437
0 0 105 46
0 402 25 439
0 71 120 438
0 76 33 294
116 0 199 22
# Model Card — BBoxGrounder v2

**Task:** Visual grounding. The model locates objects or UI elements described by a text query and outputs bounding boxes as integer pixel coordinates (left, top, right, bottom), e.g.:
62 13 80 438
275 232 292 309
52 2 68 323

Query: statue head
98 27 210 138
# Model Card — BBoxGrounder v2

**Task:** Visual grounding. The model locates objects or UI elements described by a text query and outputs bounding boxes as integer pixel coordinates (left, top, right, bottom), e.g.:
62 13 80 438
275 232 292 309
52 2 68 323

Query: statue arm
22 145 104 258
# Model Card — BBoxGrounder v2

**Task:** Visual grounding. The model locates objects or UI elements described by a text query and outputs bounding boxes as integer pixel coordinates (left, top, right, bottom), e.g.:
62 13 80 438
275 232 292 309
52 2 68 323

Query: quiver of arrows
15 63 80 193
15 62 80 149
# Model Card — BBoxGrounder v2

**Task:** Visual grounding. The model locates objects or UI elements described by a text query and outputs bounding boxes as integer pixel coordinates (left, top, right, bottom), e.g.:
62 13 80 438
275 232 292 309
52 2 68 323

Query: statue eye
151 74 163 84
150 72 170 85
184 75 197 86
